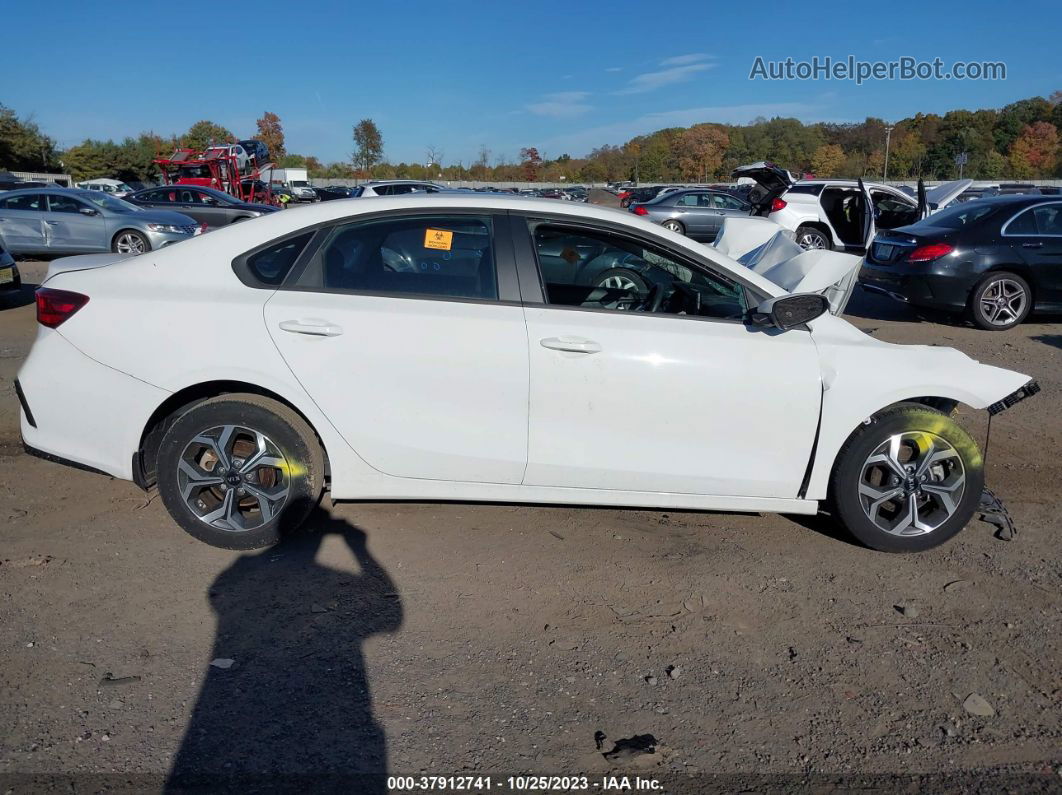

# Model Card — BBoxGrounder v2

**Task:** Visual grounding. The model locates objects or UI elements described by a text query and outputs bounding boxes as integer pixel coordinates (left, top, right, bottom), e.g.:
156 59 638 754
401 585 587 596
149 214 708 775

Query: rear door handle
1021 242 1043 248
540 336 601 354
278 319 344 337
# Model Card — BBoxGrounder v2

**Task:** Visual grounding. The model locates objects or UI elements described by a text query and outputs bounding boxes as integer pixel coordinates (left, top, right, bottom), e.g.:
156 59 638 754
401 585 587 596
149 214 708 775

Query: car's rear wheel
795 225 831 250
113 230 150 254
829 403 983 553
661 219 685 235
968 271 1031 331
156 395 324 550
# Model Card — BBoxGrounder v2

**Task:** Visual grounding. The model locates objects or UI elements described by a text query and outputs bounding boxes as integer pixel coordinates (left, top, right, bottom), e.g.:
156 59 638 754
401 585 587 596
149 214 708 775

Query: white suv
734 162 970 252
357 180 448 197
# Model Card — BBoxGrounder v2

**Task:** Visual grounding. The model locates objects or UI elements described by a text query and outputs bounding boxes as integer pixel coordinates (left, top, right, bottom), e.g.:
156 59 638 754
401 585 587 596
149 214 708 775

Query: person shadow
166 509 402 794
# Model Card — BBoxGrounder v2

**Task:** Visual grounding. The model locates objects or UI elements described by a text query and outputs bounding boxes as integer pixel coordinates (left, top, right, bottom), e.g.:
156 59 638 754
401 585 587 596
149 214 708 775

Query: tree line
2 93 1060 185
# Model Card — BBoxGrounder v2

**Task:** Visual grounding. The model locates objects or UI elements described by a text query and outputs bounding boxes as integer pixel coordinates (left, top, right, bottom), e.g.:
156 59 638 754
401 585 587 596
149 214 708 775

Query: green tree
0 103 58 171
352 119 384 176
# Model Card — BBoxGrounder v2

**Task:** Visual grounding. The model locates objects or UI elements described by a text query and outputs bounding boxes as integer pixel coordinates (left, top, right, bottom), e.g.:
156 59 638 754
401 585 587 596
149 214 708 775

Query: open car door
857 177 876 251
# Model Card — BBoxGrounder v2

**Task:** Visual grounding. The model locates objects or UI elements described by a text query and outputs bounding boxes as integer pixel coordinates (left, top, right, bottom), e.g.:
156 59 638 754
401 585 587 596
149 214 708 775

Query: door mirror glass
79 207 99 216
750 293 829 330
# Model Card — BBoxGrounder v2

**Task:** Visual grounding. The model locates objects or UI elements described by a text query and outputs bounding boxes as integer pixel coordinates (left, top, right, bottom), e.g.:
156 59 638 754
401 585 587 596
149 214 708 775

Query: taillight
907 243 954 263
633 205 649 215
618 191 630 199
36 288 89 328
769 198 787 212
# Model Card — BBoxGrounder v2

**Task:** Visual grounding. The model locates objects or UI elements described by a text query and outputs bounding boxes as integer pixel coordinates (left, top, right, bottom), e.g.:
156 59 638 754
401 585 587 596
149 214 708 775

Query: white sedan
16 196 1037 552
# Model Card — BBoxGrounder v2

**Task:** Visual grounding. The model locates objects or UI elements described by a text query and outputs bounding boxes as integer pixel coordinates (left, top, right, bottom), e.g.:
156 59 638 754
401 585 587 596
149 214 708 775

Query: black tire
967 271 1031 331
156 394 324 550
111 229 150 254
661 219 685 235
795 225 832 251
594 267 649 295
829 403 984 553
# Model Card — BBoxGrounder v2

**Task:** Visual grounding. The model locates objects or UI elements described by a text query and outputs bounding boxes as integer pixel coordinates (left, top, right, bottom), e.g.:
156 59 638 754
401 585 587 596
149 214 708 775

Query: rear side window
1 194 43 210
296 215 497 301
238 232 313 287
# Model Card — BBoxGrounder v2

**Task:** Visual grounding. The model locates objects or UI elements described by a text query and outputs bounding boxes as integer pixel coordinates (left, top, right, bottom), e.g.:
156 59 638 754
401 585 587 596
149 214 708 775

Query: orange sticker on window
424 228 453 251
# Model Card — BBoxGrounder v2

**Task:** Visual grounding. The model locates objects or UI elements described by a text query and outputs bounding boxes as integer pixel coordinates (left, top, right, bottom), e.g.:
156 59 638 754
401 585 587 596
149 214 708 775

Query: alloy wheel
979 278 1026 327
178 425 290 532
858 431 966 536
798 230 827 250
115 233 145 254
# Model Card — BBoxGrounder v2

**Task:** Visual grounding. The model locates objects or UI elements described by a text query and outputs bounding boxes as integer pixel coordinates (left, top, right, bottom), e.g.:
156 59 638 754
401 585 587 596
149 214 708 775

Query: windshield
917 201 998 230
79 192 140 214
291 180 309 187
116 183 132 193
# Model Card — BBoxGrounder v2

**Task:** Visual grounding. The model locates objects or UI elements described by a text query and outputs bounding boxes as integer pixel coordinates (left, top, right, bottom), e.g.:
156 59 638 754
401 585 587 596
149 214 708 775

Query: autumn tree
519 146 542 181
255 111 285 163
352 119 383 176
181 120 234 151
676 124 729 181
1008 121 1059 177
809 144 845 177
0 103 57 171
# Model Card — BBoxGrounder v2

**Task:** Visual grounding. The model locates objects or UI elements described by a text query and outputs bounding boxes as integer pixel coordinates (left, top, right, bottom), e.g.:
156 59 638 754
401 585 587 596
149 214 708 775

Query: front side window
297 215 497 301
47 194 89 214
530 223 748 321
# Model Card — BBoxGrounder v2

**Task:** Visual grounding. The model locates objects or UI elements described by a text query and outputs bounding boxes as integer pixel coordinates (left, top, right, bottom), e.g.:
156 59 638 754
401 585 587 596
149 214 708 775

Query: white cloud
615 62 714 94
525 91 592 118
659 53 710 66
605 66 623 72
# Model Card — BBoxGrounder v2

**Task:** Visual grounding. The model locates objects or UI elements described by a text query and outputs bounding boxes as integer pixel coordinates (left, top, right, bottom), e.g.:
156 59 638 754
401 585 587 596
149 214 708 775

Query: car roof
143 194 789 299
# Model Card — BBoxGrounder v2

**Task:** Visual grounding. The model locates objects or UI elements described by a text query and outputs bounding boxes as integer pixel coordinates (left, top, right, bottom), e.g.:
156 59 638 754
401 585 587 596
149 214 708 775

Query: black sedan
859 194 1062 330
125 186 278 229
313 185 358 201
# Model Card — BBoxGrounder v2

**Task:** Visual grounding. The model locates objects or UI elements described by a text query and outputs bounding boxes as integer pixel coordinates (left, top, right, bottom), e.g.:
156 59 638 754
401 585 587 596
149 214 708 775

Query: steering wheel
637 282 667 313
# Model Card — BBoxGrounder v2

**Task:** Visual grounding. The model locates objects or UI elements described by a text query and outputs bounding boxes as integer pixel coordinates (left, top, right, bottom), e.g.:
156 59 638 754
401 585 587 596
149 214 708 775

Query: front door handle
540 336 601 354
1021 241 1043 249
278 319 344 337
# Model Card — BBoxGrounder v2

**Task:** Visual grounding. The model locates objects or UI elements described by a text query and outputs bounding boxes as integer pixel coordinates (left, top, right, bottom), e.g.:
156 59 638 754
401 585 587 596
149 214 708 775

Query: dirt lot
0 246 1059 792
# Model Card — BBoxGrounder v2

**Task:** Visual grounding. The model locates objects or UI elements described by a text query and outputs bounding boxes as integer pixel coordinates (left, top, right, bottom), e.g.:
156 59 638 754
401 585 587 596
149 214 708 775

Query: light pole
883 124 893 182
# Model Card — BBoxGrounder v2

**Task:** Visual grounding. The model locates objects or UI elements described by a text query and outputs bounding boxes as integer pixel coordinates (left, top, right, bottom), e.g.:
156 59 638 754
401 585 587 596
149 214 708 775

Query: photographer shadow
167 509 402 793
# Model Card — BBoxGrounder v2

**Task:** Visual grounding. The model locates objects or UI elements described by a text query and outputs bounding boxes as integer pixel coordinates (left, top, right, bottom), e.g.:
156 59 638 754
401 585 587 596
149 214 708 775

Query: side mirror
750 293 830 331
79 207 99 216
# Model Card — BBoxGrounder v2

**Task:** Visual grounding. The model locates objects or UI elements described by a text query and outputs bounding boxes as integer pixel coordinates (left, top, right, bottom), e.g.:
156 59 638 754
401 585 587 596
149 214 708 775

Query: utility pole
882 124 893 182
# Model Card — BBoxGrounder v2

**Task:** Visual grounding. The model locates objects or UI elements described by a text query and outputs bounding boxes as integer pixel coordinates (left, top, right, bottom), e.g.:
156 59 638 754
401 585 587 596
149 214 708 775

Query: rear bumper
17 329 169 480
858 263 974 312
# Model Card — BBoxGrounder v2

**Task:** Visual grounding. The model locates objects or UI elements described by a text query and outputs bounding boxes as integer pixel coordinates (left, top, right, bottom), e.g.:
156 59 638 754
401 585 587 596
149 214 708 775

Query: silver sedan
0 188 198 256
629 189 751 241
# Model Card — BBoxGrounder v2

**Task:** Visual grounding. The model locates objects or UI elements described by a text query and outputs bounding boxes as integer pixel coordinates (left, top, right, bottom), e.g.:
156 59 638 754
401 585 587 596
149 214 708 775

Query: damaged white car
734 161 971 252
17 196 1037 552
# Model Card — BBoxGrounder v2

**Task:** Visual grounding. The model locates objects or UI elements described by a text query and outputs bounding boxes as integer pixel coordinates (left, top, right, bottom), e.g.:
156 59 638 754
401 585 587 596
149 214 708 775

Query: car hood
43 252 134 283
925 179 973 210
714 216 861 314
240 203 278 213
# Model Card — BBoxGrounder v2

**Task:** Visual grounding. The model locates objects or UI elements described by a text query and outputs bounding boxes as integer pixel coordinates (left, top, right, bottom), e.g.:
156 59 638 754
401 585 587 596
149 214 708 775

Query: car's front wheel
113 230 150 254
156 395 325 549
968 271 1031 330
829 403 983 552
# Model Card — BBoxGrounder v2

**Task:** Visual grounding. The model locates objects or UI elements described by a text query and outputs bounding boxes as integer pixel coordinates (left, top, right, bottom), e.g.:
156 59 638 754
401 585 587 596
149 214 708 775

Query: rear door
43 193 108 252
0 193 46 253
263 211 530 484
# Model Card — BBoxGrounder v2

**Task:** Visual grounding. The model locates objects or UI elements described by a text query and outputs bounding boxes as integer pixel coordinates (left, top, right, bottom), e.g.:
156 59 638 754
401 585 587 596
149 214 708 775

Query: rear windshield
917 202 998 230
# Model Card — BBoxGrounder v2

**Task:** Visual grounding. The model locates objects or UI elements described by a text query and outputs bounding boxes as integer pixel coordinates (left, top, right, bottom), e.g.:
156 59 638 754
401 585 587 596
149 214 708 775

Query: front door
1009 201 1062 306
263 212 529 484
43 193 108 252
517 218 822 498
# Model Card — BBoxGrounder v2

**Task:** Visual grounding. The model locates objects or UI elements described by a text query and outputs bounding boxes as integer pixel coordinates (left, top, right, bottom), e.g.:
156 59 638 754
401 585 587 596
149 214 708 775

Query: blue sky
4 0 1060 164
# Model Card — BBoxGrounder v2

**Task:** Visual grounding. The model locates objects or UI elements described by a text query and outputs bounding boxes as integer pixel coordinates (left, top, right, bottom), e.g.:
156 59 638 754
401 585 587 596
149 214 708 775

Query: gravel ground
0 239 1059 793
